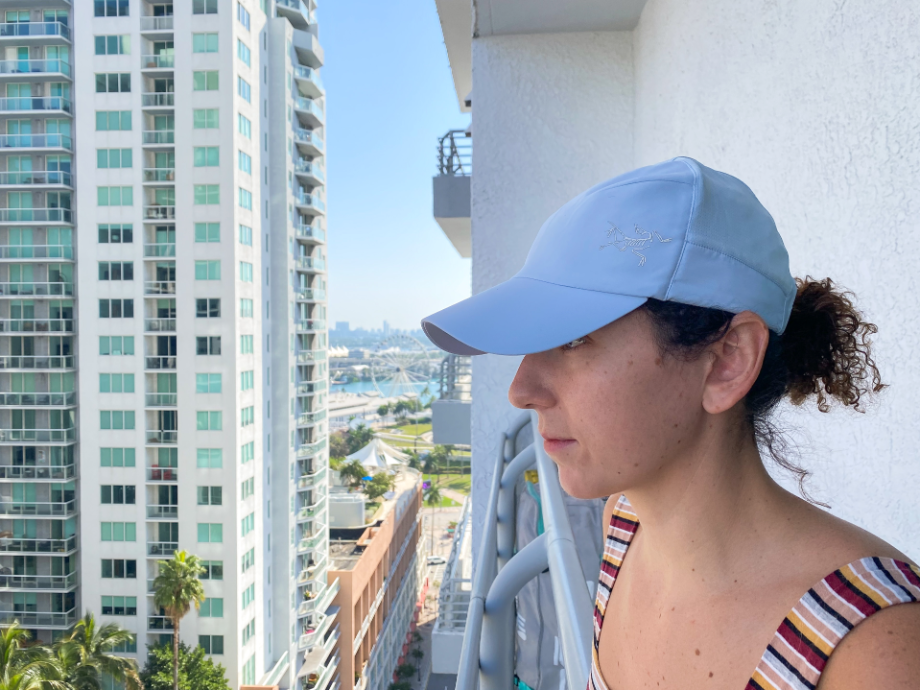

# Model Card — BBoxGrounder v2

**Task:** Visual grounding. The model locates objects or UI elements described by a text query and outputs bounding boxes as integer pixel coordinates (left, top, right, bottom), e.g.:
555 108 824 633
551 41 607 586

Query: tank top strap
747 556 920 690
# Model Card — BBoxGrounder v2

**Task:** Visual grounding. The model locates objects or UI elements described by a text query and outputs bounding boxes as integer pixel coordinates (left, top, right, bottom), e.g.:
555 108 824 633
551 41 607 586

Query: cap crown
517 157 796 332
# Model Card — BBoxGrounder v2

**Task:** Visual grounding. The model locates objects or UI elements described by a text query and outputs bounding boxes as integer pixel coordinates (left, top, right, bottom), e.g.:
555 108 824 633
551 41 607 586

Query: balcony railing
147 615 174 630
0 59 71 78
140 16 174 31
0 245 73 259
297 349 327 363
146 430 177 445
0 608 76 628
293 97 324 121
296 437 327 459
143 168 175 183
0 392 76 407
294 224 325 242
438 129 472 176
145 393 177 407
142 130 174 145
295 256 326 271
293 65 324 93
294 159 325 182
0 535 77 554
0 208 72 223
295 319 326 334
142 54 174 69
142 92 174 107
0 171 71 187
144 243 175 257
296 379 328 395
0 572 77 590
144 356 176 370
293 128 325 152
144 318 176 332
297 466 326 490
0 134 71 150
0 355 75 369
297 531 324 554
146 505 178 519
299 578 339 618
294 192 326 212
144 280 175 295
0 428 75 444
0 463 75 480
0 97 71 113
0 282 73 296
0 318 73 333
0 500 77 516
143 205 175 220
0 22 71 40
455 410 592 690
146 467 177 482
296 409 327 427
147 541 178 557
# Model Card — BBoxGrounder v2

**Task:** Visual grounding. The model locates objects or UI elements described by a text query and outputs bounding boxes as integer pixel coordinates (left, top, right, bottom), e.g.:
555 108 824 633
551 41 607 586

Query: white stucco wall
469 0 920 564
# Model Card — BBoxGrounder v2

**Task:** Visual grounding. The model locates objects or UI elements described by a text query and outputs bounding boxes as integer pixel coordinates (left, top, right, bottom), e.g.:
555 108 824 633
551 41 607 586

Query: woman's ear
702 311 770 415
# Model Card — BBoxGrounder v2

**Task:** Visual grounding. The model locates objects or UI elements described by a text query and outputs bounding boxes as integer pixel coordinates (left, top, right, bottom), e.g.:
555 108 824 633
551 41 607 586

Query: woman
422 158 920 689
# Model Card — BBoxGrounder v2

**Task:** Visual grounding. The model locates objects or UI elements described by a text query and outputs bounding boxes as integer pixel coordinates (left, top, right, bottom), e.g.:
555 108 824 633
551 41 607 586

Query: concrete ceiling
474 0 649 37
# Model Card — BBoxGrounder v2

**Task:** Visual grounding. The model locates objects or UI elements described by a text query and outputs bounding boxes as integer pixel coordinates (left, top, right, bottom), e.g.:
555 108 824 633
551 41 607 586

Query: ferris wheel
369 335 438 399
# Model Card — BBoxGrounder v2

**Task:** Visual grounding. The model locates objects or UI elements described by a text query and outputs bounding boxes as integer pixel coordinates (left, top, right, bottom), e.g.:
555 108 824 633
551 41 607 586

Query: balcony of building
294 96 325 128
0 569 76 591
296 408 327 429
141 129 174 149
292 26 324 69
0 170 71 191
142 167 175 186
0 606 76 629
0 533 77 556
140 50 174 76
146 540 177 558
294 222 326 244
0 21 71 44
294 65 324 99
294 158 325 188
0 206 72 225
294 256 326 273
0 392 75 408
432 129 471 258
299 577 339 618
0 317 73 335
0 486 76 518
293 127 324 157
0 354 74 371
141 91 174 110
0 96 71 116
0 428 74 445
0 59 70 81
294 190 326 216
299 649 339 690
295 319 327 335
277 0 315 31
0 460 75 481
297 347 327 364
298 605 337 651
139 1 174 38
144 429 176 446
0 133 72 154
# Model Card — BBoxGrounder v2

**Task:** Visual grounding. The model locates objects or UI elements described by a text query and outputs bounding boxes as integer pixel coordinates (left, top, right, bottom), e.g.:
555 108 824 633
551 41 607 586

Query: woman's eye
561 337 587 351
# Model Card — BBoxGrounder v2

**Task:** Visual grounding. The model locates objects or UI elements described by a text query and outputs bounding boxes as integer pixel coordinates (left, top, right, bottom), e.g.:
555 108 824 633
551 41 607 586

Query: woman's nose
508 353 555 410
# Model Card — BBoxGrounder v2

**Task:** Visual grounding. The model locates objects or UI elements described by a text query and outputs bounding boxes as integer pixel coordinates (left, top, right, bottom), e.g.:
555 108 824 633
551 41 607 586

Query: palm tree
56 613 141 690
423 484 443 553
153 551 206 690
0 623 65 690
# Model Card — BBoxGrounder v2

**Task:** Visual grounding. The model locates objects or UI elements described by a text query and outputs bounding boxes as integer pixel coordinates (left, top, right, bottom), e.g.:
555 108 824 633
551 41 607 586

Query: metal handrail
438 129 471 176
455 409 593 690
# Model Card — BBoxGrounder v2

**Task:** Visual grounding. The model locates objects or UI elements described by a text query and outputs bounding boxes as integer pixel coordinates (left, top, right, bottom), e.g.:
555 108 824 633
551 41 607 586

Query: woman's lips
543 438 576 454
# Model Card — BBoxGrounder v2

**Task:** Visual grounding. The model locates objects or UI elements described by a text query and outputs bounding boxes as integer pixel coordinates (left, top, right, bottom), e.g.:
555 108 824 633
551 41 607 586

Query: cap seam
582 177 693 199
664 158 700 300
682 239 791 295
511 274 649 300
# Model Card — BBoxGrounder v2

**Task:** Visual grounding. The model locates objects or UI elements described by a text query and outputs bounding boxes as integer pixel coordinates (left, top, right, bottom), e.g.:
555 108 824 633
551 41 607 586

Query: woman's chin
557 466 608 501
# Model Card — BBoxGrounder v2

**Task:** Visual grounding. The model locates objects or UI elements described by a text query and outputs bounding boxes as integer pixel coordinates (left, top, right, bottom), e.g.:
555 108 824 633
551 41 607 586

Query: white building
0 2 333 689
431 0 920 580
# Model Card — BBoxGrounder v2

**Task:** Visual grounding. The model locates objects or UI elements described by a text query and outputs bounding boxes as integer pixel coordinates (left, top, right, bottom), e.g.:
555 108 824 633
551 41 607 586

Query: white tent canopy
346 437 408 472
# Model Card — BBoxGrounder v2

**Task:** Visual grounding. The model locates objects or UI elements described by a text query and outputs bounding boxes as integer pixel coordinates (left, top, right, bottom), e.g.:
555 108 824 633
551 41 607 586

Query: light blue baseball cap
422 156 797 356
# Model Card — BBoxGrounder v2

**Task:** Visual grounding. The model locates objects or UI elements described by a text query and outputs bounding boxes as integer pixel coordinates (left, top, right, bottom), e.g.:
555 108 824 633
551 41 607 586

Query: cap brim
422 276 647 355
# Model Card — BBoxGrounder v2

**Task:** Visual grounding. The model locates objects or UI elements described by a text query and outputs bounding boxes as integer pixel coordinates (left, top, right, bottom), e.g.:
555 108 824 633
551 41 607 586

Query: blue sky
319 0 471 331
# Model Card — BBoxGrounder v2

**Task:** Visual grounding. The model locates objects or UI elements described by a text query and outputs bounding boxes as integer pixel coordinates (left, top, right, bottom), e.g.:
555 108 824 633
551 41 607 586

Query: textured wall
633 0 920 556
469 32 635 559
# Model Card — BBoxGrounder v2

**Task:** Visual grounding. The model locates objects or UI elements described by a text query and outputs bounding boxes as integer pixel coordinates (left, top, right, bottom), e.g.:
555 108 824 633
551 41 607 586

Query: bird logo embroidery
599 223 672 267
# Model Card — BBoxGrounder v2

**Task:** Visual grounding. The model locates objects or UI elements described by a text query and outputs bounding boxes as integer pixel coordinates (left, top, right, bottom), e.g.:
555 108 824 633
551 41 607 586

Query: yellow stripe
839 563 890 608
750 669 776 689
786 609 833 657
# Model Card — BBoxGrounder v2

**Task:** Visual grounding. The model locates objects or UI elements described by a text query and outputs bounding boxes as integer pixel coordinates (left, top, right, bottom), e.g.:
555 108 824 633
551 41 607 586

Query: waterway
329 378 439 401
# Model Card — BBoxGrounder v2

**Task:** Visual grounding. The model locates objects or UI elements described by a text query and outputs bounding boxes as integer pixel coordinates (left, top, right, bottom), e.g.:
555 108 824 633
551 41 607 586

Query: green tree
56 613 141 690
364 473 395 501
377 403 390 421
153 551 206 690
393 401 409 420
405 449 422 471
338 459 368 491
424 484 443 553
388 683 411 690
410 648 424 680
140 642 230 690
0 623 65 690
329 431 349 461
395 664 416 681
345 424 375 454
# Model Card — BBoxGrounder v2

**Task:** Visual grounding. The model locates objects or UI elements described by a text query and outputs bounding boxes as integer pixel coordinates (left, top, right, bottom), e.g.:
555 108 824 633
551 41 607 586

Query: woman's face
508 308 713 500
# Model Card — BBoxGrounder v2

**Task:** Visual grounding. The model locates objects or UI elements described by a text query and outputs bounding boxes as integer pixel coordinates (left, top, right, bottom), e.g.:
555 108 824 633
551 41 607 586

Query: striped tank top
589 495 920 690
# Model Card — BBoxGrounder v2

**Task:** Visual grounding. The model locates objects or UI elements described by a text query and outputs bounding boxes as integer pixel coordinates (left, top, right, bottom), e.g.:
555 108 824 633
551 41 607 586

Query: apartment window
237 77 251 103
239 224 252 246
199 635 224 655
193 109 219 129
194 260 221 281
196 411 222 431
196 336 221 355
101 522 136 542
199 598 224 617
196 448 223 469
194 146 220 167
194 185 220 205
197 486 223 506
238 114 251 138
96 73 131 93
241 477 254 499
98 300 134 318
200 561 223 580
240 335 254 354
101 559 137 579
237 2 251 29
241 406 254 427
242 619 255 645
99 373 135 393
95 0 130 16
197 523 223 543
95 111 131 131
241 441 255 464
98 262 134 281
97 186 133 206
194 222 220 243
241 547 255 572
111 637 137 654
100 448 136 467
193 71 219 91
242 583 255 608
237 40 251 66
97 148 133 169
195 374 222 394
240 299 254 318
95 35 131 56
100 411 135 430
240 370 254 390
101 596 137 616
238 151 252 174
196 298 220 318
240 262 253 283
193 0 218 13
98 224 133 243
99 336 134 356
101 485 136 504
193 33 219 53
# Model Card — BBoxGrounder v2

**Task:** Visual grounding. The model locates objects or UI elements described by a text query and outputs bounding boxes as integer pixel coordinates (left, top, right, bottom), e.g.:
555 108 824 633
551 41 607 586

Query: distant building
382 321 390 336
335 321 350 332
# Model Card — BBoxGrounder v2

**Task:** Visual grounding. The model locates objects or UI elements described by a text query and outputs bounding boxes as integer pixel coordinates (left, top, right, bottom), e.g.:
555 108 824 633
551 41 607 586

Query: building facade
0 1 332 689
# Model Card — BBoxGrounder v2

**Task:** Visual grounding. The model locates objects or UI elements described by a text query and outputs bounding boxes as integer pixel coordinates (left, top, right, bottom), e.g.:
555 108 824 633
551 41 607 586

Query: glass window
237 2 250 29
196 449 223 468
192 33 219 53
193 109 219 129
193 147 220 167
237 40 251 66
238 224 252 245
95 35 131 55
192 0 218 13
95 73 131 93
195 374 222 394
194 185 220 205
237 77 251 102
193 71 219 91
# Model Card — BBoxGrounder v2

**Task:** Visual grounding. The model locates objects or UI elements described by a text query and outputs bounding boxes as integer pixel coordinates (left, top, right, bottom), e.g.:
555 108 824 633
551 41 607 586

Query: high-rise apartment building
0 2 332 689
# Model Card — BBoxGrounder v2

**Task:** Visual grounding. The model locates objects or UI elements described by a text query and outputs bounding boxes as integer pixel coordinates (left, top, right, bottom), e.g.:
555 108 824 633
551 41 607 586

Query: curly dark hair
642 277 885 498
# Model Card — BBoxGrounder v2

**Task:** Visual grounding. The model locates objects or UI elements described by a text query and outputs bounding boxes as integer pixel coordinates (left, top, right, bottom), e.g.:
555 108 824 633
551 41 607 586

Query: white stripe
760 649 815 690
